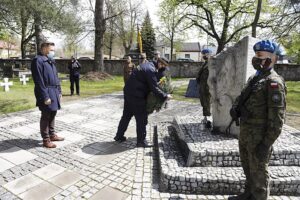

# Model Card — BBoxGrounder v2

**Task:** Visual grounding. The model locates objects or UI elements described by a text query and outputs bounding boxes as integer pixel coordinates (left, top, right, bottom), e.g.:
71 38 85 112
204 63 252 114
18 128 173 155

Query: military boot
228 191 251 200
43 139 56 148
50 134 65 141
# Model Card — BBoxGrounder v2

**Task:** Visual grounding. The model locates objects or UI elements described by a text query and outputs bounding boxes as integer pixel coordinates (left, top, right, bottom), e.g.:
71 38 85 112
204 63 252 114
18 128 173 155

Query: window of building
185 54 190 58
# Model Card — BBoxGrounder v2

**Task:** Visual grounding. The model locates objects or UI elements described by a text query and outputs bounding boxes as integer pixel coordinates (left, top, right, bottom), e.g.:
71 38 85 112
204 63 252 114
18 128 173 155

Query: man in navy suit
31 41 64 148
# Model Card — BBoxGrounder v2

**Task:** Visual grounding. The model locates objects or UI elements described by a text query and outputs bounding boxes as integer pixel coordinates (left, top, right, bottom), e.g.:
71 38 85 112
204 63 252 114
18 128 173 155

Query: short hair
41 41 55 49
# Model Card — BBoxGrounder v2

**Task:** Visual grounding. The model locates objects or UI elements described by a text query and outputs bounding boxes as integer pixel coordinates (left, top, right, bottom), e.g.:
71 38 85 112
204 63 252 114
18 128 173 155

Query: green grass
0 77 299 115
0 76 124 115
286 81 300 113
172 81 300 113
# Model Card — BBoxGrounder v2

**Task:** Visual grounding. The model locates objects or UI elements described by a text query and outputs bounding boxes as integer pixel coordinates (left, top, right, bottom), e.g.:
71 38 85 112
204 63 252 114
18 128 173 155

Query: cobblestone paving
0 92 299 200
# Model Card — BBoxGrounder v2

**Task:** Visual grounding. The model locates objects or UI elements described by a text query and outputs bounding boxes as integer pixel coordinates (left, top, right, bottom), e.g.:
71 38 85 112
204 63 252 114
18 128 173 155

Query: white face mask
47 50 55 59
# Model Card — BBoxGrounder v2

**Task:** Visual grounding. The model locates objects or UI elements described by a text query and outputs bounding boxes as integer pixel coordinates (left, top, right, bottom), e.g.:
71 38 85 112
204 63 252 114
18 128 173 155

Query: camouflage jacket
196 61 208 84
236 69 287 146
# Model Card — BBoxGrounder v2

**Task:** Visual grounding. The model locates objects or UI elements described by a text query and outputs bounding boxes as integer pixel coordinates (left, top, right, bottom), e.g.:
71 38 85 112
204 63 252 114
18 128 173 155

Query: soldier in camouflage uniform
197 49 212 118
229 40 286 200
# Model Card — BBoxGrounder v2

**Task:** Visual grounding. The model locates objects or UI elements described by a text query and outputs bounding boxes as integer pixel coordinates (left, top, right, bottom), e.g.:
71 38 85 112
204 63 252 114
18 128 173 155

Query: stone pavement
0 93 299 200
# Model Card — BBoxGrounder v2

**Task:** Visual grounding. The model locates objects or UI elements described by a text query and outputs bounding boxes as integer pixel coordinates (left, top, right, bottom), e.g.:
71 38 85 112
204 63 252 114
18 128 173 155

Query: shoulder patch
271 93 281 103
270 82 279 89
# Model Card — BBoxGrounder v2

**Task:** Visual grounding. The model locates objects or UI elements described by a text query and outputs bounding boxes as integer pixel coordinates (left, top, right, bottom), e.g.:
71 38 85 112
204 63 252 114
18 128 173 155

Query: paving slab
0 117 27 127
33 163 66 180
0 157 14 172
55 114 87 123
0 146 38 165
48 171 82 189
10 126 37 137
90 186 129 200
3 174 43 194
19 181 61 200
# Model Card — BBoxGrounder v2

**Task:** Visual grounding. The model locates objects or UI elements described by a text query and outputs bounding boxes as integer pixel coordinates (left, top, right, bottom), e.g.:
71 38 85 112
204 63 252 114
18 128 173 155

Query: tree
141 12 156 59
252 0 262 37
281 32 300 64
158 0 190 60
0 0 81 57
113 0 144 54
174 0 263 53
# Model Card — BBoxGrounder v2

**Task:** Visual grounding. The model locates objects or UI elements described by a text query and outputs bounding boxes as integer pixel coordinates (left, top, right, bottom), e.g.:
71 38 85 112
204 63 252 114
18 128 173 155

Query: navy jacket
124 62 167 102
31 54 61 111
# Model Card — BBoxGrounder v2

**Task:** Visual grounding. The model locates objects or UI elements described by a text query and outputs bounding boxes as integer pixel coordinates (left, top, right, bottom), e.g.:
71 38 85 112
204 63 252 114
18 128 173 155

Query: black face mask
252 57 272 71
203 56 208 60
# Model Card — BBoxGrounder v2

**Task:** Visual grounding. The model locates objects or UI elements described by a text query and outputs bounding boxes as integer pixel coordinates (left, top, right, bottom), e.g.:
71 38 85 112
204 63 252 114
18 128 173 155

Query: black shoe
136 141 153 148
228 191 251 200
205 120 212 129
114 136 127 143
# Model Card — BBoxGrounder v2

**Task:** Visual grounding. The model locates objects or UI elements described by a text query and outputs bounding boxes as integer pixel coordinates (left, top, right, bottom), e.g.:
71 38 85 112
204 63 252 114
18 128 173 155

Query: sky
47 0 202 51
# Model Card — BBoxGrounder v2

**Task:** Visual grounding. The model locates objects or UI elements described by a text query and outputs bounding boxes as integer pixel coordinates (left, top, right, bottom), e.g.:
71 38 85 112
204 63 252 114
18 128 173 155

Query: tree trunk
170 33 174 61
217 40 226 54
94 0 105 71
252 0 262 37
109 21 114 59
34 14 44 54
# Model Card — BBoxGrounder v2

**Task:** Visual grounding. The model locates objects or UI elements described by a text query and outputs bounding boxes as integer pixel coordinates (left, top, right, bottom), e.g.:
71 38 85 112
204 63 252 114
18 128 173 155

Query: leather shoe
137 141 153 148
114 136 127 142
50 134 65 141
43 139 56 148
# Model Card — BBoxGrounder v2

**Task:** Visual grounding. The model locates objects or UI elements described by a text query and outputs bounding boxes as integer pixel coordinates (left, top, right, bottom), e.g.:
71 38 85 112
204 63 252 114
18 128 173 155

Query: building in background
176 42 201 62
0 40 20 58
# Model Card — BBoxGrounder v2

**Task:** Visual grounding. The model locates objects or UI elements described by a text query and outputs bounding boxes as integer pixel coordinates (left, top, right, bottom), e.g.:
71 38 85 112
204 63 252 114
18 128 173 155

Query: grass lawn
0 75 124 115
0 76 299 115
172 81 300 113
286 81 300 113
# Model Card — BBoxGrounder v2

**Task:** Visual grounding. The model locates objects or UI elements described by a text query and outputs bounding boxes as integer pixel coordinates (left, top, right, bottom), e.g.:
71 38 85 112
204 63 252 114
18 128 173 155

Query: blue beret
201 49 212 54
253 40 284 56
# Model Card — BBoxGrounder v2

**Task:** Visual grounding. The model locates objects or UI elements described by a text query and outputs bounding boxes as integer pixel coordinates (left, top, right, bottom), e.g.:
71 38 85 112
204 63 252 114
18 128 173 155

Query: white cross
20 75 29 85
0 78 13 92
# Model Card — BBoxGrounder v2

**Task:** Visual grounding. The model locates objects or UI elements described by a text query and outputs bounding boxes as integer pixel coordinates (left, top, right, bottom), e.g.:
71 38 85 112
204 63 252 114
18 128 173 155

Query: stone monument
207 36 259 136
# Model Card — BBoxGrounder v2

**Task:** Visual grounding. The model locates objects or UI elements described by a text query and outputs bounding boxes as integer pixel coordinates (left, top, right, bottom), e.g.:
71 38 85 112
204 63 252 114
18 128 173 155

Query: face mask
47 50 55 59
203 56 208 60
252 57 272 71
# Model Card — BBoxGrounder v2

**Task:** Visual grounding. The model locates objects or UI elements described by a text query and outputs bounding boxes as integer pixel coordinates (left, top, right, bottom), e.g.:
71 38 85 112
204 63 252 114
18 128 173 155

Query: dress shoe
43 139 57 148
136 140 153 148
50 134 65 141
114 136 127 142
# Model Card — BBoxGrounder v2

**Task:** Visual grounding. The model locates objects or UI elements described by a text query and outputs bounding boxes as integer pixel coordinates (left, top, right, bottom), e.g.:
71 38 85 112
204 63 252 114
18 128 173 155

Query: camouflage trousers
199 83 211 116
239 123 272 200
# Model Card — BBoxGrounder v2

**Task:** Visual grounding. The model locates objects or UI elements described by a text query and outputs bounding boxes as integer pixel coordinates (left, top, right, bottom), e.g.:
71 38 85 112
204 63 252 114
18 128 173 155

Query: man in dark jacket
114 57 172 148
68 56 81 96
31 41 64 148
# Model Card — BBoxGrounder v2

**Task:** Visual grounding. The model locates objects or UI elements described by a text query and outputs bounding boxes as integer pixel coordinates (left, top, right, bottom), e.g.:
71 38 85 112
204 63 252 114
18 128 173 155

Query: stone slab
174 115 300 167
0 147 38 165
0 117 27 127
56 130 85 142
74 147 101 159
0 157 14 172
48 171 82 189
19 181 61 200
185 79 200 98
90 186 129 200
10 126 37 137
156 122 300 195
33 163 66 180
55 114 87 123
3 174 43 195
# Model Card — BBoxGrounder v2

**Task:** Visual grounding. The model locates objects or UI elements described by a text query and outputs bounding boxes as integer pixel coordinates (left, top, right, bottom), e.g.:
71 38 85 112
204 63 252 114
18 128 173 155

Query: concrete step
155 122 300 195
173 116 300 167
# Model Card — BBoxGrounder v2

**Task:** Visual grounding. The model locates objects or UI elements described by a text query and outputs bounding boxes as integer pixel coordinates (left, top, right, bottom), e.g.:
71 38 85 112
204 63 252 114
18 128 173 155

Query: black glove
230 106 240 119
255 143 271 161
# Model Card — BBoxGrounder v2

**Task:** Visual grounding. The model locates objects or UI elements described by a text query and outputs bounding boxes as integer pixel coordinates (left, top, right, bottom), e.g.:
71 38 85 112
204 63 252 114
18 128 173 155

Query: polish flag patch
270 82 279 88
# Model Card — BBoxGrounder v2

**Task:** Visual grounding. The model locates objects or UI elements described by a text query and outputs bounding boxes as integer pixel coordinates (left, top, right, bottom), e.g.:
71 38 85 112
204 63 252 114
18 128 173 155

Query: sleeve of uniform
263 79 286 147
31 58 50 101
76 61 81 68
145 68 167 100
